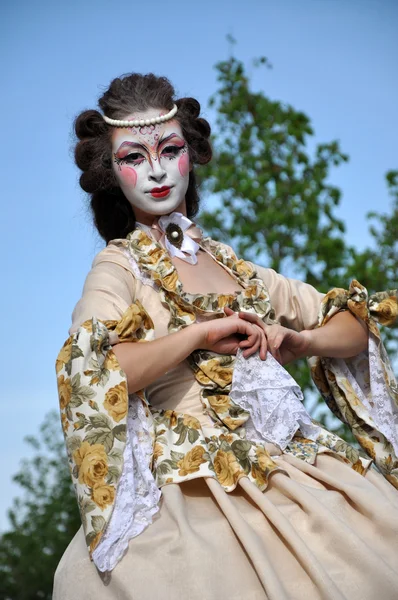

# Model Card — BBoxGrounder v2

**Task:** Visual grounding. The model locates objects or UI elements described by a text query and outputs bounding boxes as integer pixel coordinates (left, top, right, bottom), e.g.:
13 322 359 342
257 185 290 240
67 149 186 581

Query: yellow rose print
256 446 274 472
58 375 72 409
138 231 152 246
56 337 72 373
164 410 178 428
208 394 231 414
223 416 248 431
162 256 173 271
377 297 398 326
175 303 195 320
214 450 242 487
348 299 369 323
74 442 109 487
244 285 256 298
352 460 366 476
325 288 346 302
357 435 376 460
177 446 207 476
103 382 128 423
310 362 331 396
235 259 253 278
103 351 120 371
193 370 212 386
61 413 70 433
116 304 143 338
162 270 178 291
182 415 201 430
141 308 154 332
219 433 235 445
91 483 116 509
217 295 235 309
81 320 93 333
203 359 233 387
89 531 102 553
251 462 268 487
153 443 164 461
147 247 164 264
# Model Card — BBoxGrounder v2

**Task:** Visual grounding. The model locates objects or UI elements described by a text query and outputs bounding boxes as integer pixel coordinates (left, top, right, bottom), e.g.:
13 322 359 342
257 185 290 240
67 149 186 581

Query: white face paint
111 108 191 225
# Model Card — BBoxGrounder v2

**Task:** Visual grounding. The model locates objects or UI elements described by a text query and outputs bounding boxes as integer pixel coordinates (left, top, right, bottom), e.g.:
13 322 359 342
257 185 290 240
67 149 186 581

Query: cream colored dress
53 239 398 600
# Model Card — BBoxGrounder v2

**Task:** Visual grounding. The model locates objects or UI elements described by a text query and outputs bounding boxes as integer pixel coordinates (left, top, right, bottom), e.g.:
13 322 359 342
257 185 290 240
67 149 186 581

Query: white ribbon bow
157 212 201 265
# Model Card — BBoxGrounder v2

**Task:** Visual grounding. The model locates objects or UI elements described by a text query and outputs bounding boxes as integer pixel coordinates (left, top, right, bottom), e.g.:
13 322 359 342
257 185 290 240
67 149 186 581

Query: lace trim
92 395 161 572
230 350 320 450
122 248 158 291
328 334 398 456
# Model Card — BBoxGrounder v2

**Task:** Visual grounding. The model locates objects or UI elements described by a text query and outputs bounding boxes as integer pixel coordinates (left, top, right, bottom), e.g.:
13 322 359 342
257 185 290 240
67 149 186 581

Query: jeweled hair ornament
102 104 178 128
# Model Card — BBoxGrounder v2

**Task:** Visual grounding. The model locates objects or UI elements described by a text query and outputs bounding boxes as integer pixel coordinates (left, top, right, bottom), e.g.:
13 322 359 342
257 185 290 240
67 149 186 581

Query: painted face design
111 108 190 224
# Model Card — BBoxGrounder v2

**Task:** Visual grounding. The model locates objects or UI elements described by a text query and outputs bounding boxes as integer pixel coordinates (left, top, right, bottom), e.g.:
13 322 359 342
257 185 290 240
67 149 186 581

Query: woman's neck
134 198 188 227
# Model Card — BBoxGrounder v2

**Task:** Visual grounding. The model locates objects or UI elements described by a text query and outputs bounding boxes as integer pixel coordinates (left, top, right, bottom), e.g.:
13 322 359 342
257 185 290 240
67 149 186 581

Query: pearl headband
102 104 178 128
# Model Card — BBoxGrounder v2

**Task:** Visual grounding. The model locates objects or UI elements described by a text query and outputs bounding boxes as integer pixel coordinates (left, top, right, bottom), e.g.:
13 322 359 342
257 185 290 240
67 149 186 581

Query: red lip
150 186 172 198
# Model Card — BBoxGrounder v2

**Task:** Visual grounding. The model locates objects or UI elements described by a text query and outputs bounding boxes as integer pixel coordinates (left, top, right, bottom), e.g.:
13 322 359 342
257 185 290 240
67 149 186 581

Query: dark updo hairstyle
74 73 212 243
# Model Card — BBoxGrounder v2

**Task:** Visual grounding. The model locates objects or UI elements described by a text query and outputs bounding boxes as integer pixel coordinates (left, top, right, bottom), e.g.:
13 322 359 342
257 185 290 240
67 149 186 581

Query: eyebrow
115 141 147 154
115 132 184 155
158 133 182 145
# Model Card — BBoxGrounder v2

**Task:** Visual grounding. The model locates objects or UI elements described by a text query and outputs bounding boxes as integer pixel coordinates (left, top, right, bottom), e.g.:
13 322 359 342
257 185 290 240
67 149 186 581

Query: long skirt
53 453 398 600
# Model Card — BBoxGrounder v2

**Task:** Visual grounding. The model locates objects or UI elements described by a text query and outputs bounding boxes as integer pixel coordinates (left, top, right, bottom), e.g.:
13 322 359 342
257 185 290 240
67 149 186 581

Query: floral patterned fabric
309 280 398 486
56 228 398 565
56 302 156 556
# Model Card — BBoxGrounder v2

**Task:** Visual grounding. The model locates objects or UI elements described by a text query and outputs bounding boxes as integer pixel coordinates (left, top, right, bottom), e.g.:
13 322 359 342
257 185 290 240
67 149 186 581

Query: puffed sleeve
69 243 137 334
249 263 324 331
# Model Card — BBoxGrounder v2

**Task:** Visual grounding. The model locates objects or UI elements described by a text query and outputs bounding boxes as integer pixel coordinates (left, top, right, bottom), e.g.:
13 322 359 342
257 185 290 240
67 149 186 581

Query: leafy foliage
2 53 397 598
345 170 398 356
197 55 350 410
199 55 349 289
0 412 80 600
198 55 397 435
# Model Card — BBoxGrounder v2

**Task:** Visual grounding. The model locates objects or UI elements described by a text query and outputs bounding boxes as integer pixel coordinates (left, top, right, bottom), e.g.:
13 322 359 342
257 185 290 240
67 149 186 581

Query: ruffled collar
125 225 271 317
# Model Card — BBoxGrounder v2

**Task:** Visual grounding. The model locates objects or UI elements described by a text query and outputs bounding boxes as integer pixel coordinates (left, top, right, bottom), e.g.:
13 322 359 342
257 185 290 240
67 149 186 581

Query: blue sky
1 0 397 529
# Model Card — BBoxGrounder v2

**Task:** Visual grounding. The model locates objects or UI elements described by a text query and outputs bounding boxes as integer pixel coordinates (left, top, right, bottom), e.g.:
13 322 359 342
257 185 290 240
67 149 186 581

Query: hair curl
74 73 212 243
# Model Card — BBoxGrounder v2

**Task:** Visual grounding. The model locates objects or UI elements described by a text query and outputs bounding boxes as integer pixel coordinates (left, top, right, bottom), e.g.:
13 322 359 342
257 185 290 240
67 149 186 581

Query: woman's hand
197 312 268 358
224 307 310 364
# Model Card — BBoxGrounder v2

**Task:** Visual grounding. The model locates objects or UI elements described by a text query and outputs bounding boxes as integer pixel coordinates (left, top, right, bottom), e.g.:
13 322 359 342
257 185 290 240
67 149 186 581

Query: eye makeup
114 135 187 168
111 115 191 221
160 144 186 160
114 152 145 169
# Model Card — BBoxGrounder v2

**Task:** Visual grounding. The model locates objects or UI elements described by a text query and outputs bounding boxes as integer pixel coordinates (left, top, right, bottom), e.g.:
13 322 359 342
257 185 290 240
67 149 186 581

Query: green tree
345 169 398 356
2 53 396 600
198 53 350 408
0 411 80 600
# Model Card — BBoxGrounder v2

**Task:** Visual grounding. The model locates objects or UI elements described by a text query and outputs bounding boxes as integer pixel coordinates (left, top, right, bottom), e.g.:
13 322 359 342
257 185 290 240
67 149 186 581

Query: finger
243 330 261 358
235 319 256 337
242 324 262 354
236 321 267 355
245 325 260 348
238 324 257 349
268 333 284 361
259 328 267 360
239 339 252 348
238 322 264 350
238 311 267 331
224 307 235 316
254 323 268 360
248 323 268 359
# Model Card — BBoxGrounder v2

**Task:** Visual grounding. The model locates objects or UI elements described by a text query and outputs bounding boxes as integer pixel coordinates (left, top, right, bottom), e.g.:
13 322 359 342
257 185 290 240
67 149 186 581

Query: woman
54 73 398 599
